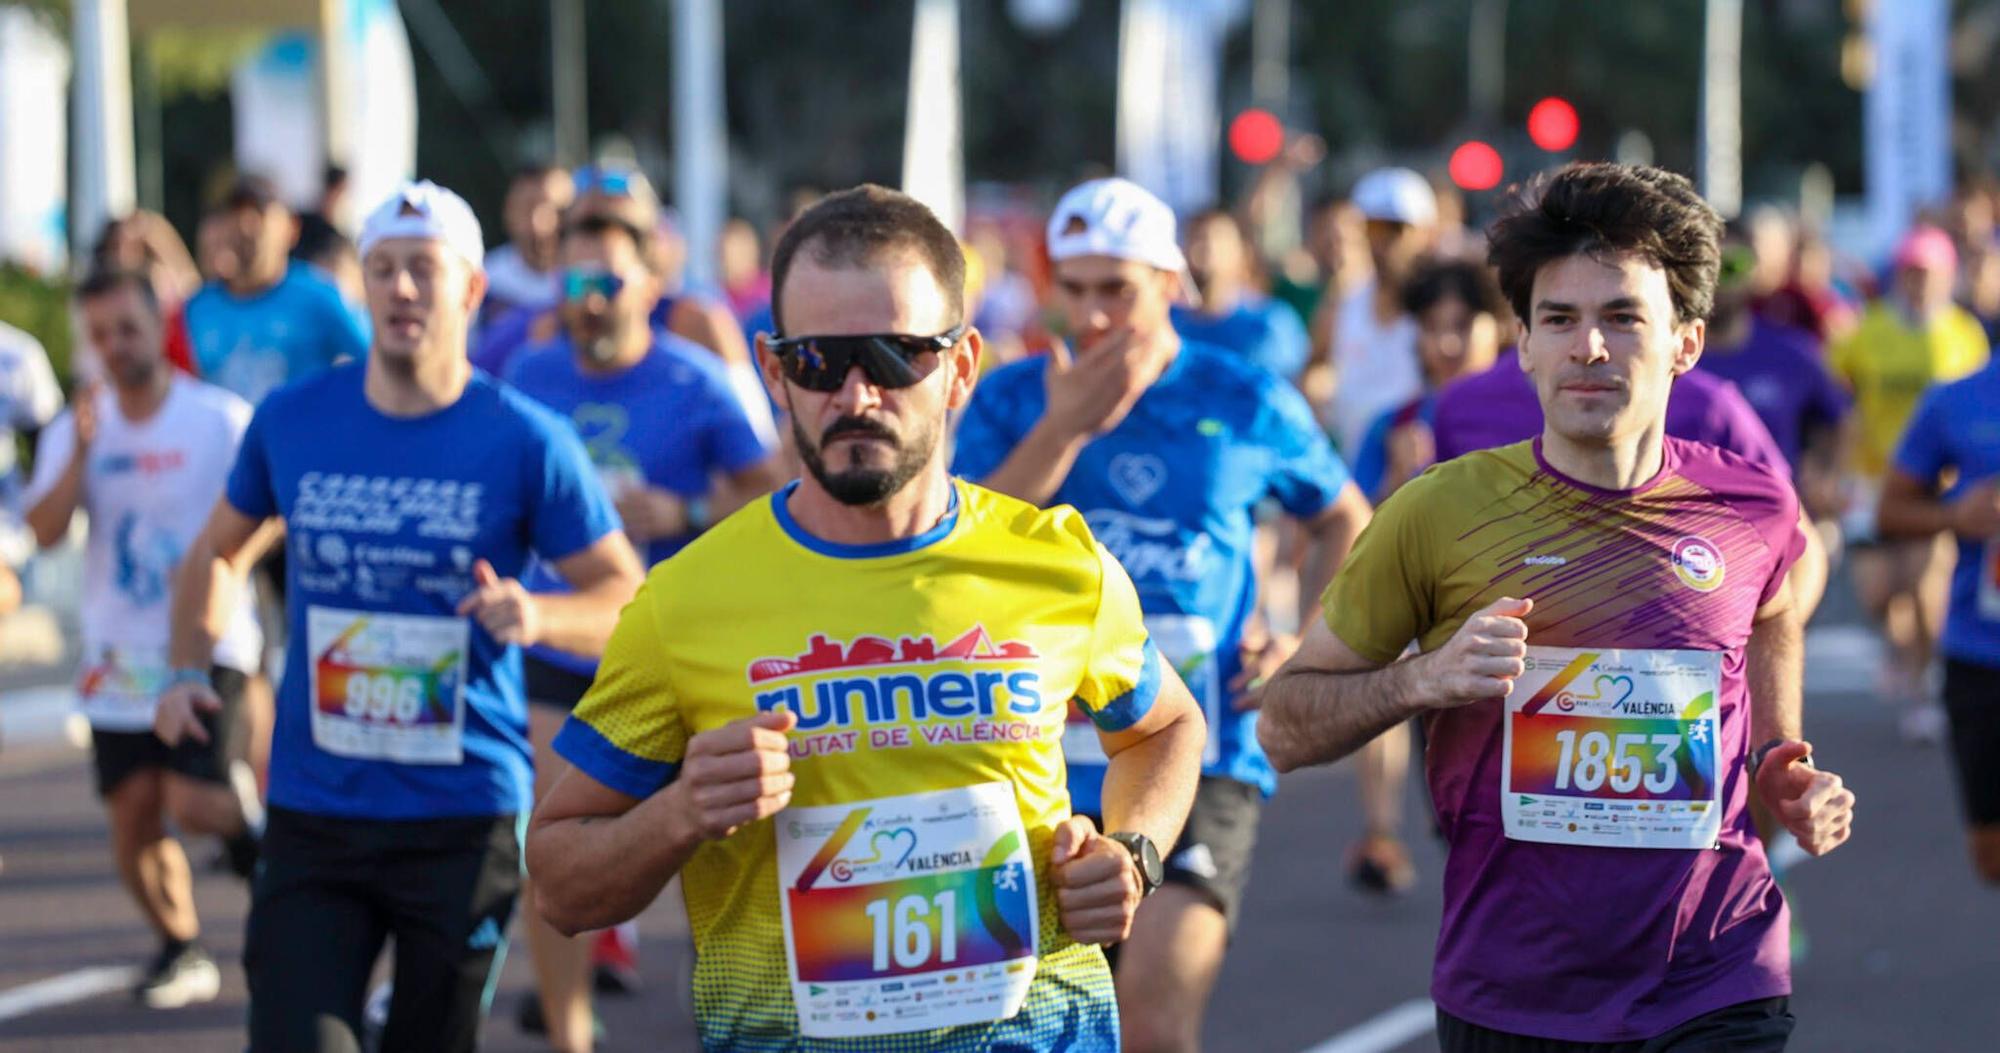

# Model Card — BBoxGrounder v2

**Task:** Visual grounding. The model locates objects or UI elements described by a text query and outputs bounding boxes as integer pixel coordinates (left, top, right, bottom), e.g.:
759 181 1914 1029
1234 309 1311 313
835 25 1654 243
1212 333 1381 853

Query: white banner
231 0 416 224
1116 0 1239 217
902 0 964 234
674 0 728 290
1866 0 1951 253
0 9 70 271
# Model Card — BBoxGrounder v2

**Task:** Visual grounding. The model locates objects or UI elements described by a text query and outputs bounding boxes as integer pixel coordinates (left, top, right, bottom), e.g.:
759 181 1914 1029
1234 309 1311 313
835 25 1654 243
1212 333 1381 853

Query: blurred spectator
180 176 367 405
1320 167 1434 456
718 217 772 323
966 219 1035 369
1172 209 1308 382
483 164 575 323
1426 171 1476 259
1292 194 1373 404
289 221 367 332
1697 228 1848 521
194 212 238 285
91 211 201 308
1748 206 1857 342
1828 224 1990 742
0 318 64 615
1348 259 1507 501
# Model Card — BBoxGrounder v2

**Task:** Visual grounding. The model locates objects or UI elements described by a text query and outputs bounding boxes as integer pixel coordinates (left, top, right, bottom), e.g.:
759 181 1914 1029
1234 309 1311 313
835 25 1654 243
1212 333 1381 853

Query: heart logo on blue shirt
1108 453 1169 506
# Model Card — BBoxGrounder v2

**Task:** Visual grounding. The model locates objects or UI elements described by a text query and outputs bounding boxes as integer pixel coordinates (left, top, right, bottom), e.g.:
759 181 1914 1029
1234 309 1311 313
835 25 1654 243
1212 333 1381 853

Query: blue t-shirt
226 364 621 819
506 334 777 673
1893 361 2000 667
1351 393 1440 501
1170 298 1310 382
185 262 368 405
953 340 1350 807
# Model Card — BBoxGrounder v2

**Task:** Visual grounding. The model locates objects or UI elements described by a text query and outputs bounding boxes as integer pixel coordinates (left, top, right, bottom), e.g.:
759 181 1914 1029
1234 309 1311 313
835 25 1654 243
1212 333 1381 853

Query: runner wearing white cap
957 176 1371 1051
155 179 645 1052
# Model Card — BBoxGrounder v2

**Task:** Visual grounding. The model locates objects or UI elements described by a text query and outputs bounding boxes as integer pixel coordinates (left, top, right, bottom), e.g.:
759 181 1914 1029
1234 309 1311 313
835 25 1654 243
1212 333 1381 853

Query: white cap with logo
358 180 486 270
1046 177 1189 273
1045 177 1199 303
1350 167 1438 227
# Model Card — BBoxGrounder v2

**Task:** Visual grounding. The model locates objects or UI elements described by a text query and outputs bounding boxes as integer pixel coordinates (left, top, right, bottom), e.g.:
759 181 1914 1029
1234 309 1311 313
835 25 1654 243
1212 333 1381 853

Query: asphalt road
1 624 1995 1052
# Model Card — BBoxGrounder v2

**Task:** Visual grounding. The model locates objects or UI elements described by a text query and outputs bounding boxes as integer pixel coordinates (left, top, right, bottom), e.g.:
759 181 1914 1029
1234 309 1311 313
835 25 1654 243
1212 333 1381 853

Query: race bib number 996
307 606 469 765
1502 646 1724 850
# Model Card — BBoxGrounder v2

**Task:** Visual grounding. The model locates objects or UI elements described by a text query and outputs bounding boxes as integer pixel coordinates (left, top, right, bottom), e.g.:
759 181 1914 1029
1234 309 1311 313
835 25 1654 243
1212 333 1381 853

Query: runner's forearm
1746 601 1804 746
1098 700 1204 851
168 538 227 671
1875 492 1955 538
24 452 86 549
1258 656 1428 773
976 419 1088 508
530 780 705 934
530 580 639 657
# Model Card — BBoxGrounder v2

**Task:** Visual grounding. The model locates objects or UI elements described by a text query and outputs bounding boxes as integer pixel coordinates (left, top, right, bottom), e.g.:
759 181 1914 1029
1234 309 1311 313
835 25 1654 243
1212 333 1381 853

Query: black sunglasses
767 324 965 392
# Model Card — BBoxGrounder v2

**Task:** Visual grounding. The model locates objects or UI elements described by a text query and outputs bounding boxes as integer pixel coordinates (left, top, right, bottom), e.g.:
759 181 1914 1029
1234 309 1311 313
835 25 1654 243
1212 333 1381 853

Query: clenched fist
1418 596 1533 709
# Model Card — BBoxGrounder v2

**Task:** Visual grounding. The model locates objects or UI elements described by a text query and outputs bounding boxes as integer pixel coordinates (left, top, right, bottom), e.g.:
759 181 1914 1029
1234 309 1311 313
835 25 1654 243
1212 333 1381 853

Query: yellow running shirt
1828 302 1988 477
554 479 1161 1051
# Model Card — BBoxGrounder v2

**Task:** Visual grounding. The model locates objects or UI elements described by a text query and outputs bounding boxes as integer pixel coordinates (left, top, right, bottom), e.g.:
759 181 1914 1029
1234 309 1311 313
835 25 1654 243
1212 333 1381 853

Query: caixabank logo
747 626 1046 732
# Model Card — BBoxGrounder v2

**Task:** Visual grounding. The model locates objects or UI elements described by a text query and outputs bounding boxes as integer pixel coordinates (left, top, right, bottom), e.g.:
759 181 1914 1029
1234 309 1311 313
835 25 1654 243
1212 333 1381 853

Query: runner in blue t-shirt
182 177 369 406
154 181 644 1053
1170 209 1311 382
502 208 783 1048
952 178 1371 1051
1881 359 2000 888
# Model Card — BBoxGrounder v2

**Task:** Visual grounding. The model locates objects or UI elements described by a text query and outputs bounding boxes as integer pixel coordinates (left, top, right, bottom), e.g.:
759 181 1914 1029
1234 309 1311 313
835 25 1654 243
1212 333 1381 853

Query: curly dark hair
770 184 964 335
1486 162 1722 327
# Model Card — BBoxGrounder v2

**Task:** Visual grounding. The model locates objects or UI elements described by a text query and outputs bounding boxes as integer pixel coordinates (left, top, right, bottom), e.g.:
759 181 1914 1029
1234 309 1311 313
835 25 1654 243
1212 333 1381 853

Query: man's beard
793 411 936 507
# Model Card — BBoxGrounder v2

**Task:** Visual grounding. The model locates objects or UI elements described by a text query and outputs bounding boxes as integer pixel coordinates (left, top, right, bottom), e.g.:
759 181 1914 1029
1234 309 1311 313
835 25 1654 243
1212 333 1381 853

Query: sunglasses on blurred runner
573 165 636 198
767 325 966 391
563 266 624 302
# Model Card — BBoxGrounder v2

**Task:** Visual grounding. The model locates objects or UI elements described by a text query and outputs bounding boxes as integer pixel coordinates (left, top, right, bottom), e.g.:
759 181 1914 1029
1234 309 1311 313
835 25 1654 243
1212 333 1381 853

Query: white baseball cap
358 180 486 270
1351 167 1438 227
1046 177 1189 274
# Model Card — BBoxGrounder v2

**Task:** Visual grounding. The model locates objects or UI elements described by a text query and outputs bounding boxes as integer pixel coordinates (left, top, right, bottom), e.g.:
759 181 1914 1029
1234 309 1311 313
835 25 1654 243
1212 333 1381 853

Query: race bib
1979 540 2000 621
777 782 1039 1038
307 606 468 764
77 645 171 732
1061 613 1219 768
1502 646 1724 850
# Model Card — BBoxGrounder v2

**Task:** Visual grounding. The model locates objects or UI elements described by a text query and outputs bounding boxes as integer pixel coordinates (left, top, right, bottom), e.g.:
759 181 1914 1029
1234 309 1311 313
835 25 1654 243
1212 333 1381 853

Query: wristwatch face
1115 833 1164 890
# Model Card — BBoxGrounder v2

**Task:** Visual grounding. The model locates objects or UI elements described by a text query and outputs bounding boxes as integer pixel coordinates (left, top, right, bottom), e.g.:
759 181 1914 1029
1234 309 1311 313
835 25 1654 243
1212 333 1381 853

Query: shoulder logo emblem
1670 535 1725 592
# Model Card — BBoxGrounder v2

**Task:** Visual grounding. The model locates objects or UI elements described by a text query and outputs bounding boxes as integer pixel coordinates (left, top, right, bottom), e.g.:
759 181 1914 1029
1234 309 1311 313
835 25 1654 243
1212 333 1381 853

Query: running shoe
591 925 641 995
1899 702 1948 746
1346 833 1418 897
134 941 221 1009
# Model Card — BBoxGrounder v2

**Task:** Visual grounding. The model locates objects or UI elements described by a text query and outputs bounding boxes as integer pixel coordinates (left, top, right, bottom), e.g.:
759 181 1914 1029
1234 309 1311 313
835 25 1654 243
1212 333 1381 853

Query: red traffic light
1528 97 1579 152
1449 140 1504 191
1228 108 1285 166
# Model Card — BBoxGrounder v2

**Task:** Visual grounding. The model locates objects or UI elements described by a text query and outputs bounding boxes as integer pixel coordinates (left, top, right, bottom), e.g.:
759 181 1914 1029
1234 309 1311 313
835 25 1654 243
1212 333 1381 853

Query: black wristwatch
1105 832 1164 897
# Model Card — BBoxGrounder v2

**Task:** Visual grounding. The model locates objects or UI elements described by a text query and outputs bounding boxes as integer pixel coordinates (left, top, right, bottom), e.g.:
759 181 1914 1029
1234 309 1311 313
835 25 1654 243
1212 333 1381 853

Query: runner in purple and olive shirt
1258 163 1855 1052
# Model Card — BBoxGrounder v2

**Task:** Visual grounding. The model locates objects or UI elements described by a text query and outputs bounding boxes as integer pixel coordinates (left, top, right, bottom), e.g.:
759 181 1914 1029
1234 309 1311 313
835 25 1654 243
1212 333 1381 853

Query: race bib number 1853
776 782 1039 1038
1502 646 1724 851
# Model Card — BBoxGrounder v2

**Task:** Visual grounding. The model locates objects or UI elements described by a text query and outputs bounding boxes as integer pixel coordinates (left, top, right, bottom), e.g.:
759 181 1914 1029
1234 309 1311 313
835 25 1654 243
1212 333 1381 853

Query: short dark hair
76 268 159 316
512 163 567 188
561 212 655 269
769 184 964 335
1401 259 1507 319
1486 162 1722 327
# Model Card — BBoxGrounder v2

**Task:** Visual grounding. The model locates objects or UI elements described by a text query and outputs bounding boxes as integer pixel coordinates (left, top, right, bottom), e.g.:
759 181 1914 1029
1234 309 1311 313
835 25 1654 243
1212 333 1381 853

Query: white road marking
1300 998 1436 1053
0 966 139 1022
